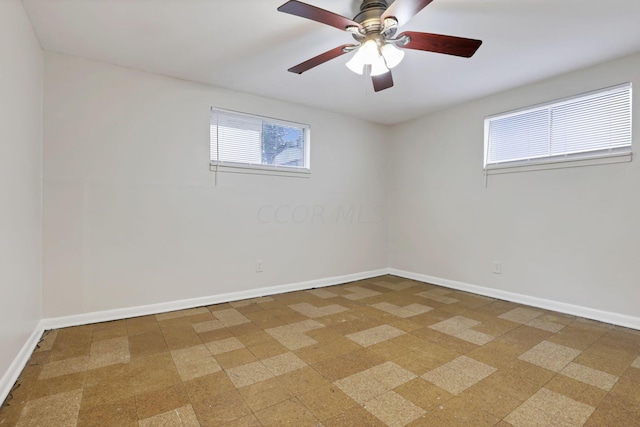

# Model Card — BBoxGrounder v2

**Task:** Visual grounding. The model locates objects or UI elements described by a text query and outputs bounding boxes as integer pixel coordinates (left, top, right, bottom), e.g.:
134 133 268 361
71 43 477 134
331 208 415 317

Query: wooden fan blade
372 70 394 92
381 0 434 26
398 31 482 57
278 1 362 32
288 45 352 74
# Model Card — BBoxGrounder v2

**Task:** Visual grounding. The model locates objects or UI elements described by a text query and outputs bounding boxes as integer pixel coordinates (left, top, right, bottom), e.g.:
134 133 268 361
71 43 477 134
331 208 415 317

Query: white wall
39 36 640 322
388 52 640 318
0 0 43 386
43 53 388 318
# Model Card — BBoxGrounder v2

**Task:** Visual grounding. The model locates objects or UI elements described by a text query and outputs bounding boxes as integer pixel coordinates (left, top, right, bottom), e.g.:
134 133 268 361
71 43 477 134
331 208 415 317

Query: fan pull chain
364 64 371 96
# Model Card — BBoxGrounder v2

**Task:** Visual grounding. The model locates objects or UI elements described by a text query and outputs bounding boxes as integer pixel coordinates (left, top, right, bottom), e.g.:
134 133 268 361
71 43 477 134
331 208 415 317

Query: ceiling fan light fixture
380 43 404 68
370 55 389 76
359 39 380 64
346 39 384 75
346 50 366 75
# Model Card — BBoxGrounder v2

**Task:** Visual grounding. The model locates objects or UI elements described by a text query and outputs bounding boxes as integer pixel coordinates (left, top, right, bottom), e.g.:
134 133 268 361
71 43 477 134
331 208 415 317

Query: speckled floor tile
289 302 349 318
334 371 388 404
371 302 433 318
230 297 274 308
225 361 274 388
35 330 59 352
342 286 381 300
5 276 639 426
155 311 184 321
527 314 568 333
365 361 417 389
415 289 460 304
346 324 405 347
254 397 321 426
298 384 356 421
138 404 199 426
203 337 243 355
261 351 307 376
429 315 495 345
422 356 496 395
370 280 416 291
265 320 324 350
364 390 426 427
560 362 619 391
38 356 89 380
191 319 224 334
505 387 594 427
16 389 83 427
306 288 339 299
499 307 544 324
212 308 251 327
519 340 581 372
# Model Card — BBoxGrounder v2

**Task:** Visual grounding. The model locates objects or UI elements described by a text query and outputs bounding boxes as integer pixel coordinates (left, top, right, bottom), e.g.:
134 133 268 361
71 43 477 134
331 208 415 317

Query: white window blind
210 108 310 173
484 83 632 170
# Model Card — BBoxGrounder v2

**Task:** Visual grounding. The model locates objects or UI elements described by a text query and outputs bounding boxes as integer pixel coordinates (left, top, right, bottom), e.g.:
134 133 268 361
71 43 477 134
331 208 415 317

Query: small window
484 83 632 171
210 108 310 174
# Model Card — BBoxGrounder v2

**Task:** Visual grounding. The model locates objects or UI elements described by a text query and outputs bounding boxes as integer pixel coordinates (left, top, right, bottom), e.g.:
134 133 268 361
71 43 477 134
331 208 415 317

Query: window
210 108 310 174
484 83 632 171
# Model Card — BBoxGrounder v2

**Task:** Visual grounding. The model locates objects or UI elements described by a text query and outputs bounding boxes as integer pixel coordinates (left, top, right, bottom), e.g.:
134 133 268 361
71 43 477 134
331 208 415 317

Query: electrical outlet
493 262 502 274
255 260 263 273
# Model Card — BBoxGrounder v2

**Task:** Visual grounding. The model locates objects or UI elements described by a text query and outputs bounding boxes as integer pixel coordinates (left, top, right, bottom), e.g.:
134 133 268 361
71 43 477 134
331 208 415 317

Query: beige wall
43 53 388 317
388 52 640 318
0 0 43 385
42 50 640 321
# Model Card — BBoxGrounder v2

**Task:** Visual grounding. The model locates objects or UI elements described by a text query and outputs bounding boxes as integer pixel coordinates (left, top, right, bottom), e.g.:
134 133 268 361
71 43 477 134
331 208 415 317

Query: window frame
483 83 633 173
210 107 311 176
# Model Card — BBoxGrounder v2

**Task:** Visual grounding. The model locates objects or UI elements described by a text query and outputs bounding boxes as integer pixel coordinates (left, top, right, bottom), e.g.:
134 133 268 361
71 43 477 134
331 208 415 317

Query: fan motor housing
354 0 388 33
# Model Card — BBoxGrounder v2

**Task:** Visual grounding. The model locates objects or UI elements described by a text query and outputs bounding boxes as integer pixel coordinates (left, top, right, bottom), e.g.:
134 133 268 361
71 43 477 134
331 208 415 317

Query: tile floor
2 275 640 426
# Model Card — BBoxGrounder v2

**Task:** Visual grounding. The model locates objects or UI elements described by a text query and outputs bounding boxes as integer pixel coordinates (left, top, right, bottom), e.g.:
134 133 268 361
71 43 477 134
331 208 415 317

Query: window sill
210 162 311 178
484 151 632 175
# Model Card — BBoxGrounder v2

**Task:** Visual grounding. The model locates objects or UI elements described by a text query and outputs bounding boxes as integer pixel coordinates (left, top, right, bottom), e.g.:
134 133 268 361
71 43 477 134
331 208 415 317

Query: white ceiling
22 0 640 125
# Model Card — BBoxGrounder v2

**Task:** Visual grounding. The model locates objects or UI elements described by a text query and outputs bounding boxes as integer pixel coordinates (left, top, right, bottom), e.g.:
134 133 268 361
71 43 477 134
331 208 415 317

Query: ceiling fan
278 0 482 92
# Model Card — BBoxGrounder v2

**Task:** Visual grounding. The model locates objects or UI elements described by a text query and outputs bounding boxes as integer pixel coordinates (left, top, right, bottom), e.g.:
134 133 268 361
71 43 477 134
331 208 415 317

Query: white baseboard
40 266 640 331
41 269 388 330
0 320 45 407
389 268 640 330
